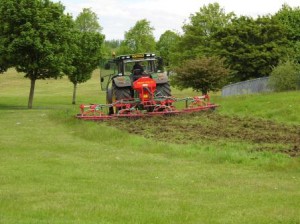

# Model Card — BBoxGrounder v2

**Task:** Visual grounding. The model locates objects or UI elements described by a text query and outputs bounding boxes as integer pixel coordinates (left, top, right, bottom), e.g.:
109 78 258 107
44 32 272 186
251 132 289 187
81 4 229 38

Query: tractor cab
101 53 165 90
117 53 157 74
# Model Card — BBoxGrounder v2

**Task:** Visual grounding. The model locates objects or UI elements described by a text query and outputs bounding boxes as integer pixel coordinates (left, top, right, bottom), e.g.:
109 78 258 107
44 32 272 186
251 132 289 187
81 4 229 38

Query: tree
171 57 230 94
156 30 180 72
213 16 290 81
120 19 156 54
67 9 104 104
0 0 73 109
274 4 300 62
75 8 102 33
274 4 300 41
0 48 11 73
67 31 103 104
177 3 235 61
0 37 13 73
269 60 300 91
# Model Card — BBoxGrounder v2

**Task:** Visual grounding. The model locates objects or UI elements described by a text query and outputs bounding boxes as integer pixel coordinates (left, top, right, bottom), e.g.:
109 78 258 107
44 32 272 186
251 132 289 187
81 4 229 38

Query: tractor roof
114 53 157 63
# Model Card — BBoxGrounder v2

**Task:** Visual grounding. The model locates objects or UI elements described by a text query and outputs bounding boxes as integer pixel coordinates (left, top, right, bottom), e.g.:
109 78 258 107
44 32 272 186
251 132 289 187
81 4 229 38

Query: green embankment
0 69 299 224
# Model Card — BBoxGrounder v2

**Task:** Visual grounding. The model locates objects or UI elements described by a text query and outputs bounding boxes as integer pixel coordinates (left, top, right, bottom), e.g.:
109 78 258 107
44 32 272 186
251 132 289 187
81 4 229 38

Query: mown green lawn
0 69 299 224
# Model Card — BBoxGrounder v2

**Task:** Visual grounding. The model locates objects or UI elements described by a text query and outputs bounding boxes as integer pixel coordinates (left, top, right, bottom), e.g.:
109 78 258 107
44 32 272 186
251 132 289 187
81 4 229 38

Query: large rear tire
107 83 131 114
155 82 171 97
113 83 132 100
106 88 114 115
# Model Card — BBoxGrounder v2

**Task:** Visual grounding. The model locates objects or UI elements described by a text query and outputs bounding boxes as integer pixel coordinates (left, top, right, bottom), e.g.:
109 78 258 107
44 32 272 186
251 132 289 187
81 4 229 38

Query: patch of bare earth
104 112 300 157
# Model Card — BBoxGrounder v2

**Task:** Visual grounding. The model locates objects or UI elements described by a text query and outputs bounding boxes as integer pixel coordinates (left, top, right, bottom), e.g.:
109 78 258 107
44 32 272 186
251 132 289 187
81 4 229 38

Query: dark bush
269 60 300 91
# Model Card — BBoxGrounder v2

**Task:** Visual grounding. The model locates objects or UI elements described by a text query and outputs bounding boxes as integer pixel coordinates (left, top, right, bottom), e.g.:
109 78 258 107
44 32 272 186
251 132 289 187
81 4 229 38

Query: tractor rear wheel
106 88 114 115
113 83 132 100
155 82 171 97
107 83 131 114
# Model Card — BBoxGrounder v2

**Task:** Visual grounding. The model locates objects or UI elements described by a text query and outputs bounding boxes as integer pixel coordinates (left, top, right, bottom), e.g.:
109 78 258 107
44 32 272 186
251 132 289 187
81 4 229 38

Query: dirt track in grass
104 112 300 157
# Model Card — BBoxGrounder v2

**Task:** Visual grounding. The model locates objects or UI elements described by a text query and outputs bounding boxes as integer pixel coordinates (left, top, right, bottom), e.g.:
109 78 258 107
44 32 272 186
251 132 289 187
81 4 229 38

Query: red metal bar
76 95 218 121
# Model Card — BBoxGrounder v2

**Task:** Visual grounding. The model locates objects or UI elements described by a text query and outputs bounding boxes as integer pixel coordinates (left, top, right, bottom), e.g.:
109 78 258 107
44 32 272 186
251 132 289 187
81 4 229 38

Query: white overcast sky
54 0 300 40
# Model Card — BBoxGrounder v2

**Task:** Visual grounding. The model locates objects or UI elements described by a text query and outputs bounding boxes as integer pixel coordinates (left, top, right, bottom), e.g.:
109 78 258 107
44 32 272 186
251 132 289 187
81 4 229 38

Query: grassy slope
0 69 299 224
215 92 300 124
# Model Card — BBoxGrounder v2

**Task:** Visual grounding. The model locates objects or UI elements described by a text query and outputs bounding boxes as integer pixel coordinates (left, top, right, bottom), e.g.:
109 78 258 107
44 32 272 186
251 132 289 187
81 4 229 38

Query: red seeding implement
76 53 218 120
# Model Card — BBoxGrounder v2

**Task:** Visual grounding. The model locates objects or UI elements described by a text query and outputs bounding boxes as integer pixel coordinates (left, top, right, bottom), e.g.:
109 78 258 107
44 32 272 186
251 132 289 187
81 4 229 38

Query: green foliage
172 57 230 94
101 39 122 60
105 39 122 49
67 8 104 104
0 38 12 73
67 31 103 85
0 52 11 73
0 0 73 79
0 0 73 108
274 4 300 62
214 16 290 81
120 19 156 54
169 3 300 84
269 60 300 92
177 3 235 61
274 4 300 41
156 30 180 68
75 8 102 33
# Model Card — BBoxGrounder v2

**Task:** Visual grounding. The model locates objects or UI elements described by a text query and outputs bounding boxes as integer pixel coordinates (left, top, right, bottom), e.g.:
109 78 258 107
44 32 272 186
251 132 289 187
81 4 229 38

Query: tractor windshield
123 59 157 76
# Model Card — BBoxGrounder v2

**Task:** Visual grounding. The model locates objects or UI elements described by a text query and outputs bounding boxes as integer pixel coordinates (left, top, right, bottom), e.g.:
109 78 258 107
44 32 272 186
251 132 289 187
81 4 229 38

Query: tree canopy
172 57 230 94
120 19 156 54
0 0 73 108
75 8 103 33
213 16 290 81
156 30 180 68
273 4 300 62
161 3 300 86
178 3 235 60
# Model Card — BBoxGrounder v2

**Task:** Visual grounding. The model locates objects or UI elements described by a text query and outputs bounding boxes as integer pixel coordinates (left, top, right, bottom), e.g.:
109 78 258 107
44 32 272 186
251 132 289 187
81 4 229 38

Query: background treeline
104 3 300 93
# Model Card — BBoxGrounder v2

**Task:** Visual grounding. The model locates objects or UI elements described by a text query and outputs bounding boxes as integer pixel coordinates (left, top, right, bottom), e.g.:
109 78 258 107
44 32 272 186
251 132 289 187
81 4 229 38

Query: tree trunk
72 83 77 105
201 88 208 95
28 78 36 109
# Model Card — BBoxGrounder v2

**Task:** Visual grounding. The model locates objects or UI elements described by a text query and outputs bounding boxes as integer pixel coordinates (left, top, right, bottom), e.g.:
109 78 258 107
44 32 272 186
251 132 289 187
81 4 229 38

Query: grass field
0 69 300 224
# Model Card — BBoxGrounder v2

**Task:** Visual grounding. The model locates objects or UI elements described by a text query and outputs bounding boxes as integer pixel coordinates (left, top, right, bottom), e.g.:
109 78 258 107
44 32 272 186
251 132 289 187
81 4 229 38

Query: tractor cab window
123 61 146 76
119 57 158 76
132 60 156 74
132 61 144 72
145 60 156 73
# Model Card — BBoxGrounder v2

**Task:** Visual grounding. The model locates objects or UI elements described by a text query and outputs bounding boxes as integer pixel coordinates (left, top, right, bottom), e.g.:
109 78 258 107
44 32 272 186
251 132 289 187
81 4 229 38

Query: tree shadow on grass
0 104 28 110
0 104 78 115
0 104 67 110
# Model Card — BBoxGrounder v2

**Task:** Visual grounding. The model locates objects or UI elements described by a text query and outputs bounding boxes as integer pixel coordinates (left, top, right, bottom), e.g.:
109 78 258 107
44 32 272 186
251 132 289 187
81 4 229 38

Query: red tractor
77 53 217 120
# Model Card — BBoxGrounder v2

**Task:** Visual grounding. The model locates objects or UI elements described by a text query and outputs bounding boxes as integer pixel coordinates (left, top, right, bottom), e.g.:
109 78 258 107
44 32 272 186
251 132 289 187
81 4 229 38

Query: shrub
171 56 230 94
269 60 300 91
